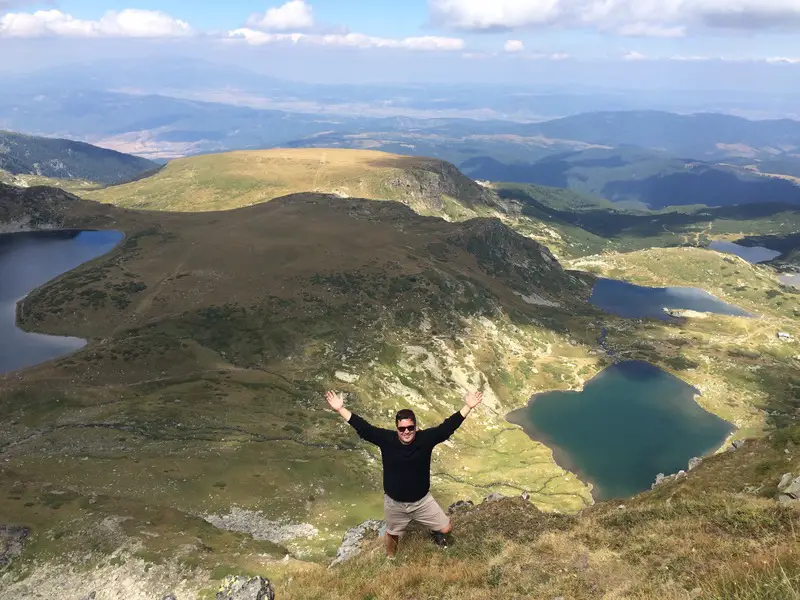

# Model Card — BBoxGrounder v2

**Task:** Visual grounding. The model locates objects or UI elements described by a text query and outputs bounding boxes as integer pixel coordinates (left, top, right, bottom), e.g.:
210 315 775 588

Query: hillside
0 131 158 185
270 427 800 600
84 148 505 217
494 182 800 259
462 148 800 209
0 185 600 594
1 183 799 597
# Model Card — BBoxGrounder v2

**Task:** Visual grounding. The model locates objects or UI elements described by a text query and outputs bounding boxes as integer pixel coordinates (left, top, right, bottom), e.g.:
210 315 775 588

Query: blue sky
43 0 431 34
3 0 800 86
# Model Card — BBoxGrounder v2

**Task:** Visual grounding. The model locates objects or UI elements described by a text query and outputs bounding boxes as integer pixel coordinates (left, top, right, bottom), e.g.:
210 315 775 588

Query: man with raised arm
325 389 483 558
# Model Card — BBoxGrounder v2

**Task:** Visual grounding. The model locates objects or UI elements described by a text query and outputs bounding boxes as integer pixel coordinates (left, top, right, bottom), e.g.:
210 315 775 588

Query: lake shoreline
506 360 736 502
0 229 123 376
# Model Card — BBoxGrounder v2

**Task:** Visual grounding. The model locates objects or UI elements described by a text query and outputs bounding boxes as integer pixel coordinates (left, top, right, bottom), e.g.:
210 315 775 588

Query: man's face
396 418 416 445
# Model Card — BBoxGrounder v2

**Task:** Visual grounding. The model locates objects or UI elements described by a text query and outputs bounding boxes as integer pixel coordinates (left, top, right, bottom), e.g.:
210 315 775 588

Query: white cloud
429 0 800 36
0 8 192 38
622 50 648 60
247 0 314 31
504 39 524 52
228 28 465 50
766 56 800 63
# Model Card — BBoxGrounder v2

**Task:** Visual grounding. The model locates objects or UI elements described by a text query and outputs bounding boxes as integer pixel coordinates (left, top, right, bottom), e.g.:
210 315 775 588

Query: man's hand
465 390 483 408
325 390 345 411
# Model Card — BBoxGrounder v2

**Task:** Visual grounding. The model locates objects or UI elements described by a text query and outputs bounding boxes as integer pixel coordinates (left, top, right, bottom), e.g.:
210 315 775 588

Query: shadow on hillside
602 169 800 209
498 186 800 243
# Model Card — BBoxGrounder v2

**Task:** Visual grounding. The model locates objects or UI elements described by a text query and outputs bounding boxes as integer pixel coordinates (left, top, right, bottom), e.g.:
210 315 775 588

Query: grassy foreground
248 427 800 600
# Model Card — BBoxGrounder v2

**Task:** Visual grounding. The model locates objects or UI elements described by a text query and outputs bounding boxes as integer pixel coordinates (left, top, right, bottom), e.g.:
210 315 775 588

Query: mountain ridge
0 130 158 185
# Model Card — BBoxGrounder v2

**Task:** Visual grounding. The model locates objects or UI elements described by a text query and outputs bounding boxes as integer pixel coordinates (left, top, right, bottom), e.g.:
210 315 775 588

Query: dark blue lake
507 361 734 500
590 278 751 320
708 241 781 264
0 230 123 375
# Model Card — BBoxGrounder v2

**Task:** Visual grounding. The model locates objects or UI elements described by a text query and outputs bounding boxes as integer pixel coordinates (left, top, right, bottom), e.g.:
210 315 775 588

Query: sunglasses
397 425 416 433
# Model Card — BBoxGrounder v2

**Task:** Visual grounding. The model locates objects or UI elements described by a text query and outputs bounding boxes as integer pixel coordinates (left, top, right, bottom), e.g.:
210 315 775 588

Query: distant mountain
0 131 158 185
462 147 800 209
521 110 800 161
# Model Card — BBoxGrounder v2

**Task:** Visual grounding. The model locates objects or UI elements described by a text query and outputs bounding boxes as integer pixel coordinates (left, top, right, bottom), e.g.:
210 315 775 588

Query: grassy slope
270 427 800 600
82 148 500 218
1 193 603 591
2 165 799 596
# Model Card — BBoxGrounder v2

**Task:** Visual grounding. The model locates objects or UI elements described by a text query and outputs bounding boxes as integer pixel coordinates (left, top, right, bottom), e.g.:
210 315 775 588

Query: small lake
0 230 123 375
590 278 751 320
708 241 781 264
507 361 734 501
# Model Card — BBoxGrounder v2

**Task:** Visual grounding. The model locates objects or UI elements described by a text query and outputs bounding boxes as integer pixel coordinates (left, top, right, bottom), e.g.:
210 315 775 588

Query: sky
3 0 800 87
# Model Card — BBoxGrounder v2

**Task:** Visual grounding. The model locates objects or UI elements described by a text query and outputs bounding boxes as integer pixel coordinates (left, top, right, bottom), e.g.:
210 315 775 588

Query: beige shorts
384 492 450 536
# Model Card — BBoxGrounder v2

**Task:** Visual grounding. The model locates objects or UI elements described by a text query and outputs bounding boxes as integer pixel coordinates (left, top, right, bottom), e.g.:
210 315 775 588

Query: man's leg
411 493 452 547
385 533 399 557
383 494 410 558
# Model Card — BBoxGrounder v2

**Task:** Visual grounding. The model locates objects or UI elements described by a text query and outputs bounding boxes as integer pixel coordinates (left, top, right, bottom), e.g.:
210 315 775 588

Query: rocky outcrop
0 182 77 230
652 470 687 489
202 508 317 544
0 525 30 570
446 217 592 304
215 576 274 600
447 500 474 514
777 473 800 504
384 157 505 214
330 519 385 566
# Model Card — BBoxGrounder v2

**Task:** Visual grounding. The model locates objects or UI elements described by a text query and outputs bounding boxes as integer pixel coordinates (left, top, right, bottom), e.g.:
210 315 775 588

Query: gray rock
483 493 506 503
521 491 530 501
731 440 746 450
448 500 474 514
329 519 385 567
80 593 96 600
215 576 274 600
777 473 800 502
652 473 667 488
162 595 177 600
0 526 30 570
688 457 703 471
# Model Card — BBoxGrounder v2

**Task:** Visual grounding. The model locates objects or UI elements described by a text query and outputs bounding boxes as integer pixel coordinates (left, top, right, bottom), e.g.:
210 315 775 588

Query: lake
507 361 734 501
708 241 781 264
0 230 123 375
590 278 751 320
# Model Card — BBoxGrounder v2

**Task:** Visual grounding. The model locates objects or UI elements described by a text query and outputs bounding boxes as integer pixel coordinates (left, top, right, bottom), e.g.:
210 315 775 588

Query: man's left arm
429 390 483 445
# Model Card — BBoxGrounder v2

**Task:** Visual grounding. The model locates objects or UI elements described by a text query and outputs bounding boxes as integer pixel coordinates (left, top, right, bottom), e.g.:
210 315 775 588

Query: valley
0 143 797 598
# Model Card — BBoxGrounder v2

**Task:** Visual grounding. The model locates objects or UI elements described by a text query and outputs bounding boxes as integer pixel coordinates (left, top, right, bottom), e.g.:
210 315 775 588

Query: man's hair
395 409 416 425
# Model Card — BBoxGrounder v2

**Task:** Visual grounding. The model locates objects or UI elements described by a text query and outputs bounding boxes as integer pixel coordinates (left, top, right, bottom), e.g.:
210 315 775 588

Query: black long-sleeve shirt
348 411 465 502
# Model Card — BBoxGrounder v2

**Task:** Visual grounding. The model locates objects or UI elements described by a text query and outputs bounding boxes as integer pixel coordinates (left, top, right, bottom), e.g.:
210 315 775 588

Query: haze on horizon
2 0 800 95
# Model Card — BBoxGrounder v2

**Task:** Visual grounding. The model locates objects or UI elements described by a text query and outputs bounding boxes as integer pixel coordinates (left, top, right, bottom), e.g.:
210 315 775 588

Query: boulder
215 576 274 600
447 500 474 514
483 493 506 503
330 519 385 567
777 473 800 504
731 440 746 450
688 457 703 471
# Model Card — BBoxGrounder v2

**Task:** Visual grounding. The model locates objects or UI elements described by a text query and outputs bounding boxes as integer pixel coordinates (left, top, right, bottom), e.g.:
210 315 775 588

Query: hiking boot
431 532 449 548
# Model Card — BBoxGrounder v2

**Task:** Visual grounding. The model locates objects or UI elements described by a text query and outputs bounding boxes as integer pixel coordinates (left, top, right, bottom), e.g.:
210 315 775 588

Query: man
325 389 483 558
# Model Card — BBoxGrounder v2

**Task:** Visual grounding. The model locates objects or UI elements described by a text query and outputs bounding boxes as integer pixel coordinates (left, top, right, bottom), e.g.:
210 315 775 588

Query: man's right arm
326 390 391 446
